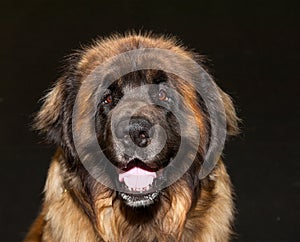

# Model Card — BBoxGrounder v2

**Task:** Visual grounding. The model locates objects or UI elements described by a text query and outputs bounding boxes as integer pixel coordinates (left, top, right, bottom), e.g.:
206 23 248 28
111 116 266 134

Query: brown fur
24 32 239 242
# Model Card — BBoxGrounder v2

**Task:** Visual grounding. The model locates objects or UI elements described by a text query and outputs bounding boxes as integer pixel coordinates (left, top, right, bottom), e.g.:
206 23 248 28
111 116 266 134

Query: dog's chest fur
25 154 233 242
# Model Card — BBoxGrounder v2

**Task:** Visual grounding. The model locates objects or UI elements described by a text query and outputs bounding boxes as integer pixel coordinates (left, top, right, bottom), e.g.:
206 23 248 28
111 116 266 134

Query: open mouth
117 159 166 207
119 167 157 192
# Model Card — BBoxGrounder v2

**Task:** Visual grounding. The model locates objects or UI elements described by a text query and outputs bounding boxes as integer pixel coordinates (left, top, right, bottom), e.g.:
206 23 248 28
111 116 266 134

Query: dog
24 33 239 242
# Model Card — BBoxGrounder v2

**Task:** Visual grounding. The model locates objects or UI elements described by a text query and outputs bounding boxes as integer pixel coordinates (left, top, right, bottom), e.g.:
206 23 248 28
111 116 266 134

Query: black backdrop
1 0 299 241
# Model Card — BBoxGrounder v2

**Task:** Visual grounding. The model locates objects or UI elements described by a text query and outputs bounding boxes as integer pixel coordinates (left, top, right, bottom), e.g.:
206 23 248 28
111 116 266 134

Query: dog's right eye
158 89 169 101
102 94 113 104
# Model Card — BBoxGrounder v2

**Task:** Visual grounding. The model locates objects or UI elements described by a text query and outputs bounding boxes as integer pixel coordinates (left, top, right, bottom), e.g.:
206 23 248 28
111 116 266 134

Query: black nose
115 118 152 147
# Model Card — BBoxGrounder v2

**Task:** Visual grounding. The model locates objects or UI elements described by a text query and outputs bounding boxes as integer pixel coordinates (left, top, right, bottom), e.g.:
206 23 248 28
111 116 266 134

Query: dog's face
95 70 185 206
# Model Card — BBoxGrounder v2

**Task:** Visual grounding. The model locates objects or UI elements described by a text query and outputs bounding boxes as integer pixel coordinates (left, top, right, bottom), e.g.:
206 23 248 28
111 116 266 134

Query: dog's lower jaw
119 191 159 207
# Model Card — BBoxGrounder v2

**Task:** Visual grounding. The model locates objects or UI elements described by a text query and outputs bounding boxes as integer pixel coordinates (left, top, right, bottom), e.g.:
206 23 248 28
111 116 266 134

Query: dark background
1 0 299 241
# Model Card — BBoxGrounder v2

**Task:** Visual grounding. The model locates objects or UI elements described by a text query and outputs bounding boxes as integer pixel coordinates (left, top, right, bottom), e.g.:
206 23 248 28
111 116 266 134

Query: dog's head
34 34 239 209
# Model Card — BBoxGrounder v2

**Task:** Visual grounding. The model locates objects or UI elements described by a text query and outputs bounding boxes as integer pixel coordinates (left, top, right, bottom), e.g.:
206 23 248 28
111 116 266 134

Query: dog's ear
218 87 240 136
34 79 66 145
197 86 240 137
34 53 81 148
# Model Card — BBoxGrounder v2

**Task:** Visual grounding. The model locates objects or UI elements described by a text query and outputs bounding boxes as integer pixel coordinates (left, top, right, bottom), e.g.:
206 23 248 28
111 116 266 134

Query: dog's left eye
102 94 113 104
158 90 169 101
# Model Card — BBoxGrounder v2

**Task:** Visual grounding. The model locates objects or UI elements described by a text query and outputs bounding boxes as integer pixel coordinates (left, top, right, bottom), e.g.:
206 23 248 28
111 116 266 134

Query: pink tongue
119 167 157 190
